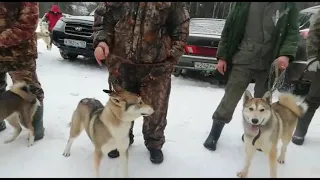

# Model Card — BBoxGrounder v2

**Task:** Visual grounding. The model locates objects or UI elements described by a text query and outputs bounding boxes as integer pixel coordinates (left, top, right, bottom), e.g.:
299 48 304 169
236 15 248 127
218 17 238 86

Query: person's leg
253 69 269 98
107 64 138 158
139 68 172 164
204 66 253 151
8 57 45 141
292 70 320 145
0 73 7 131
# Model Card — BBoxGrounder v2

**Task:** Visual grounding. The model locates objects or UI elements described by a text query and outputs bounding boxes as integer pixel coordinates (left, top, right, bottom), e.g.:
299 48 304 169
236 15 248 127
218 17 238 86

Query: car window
299 12 314 30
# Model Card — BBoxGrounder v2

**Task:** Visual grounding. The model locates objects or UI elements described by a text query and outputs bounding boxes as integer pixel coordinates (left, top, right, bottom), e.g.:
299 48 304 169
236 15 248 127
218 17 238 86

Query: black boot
108 121 134 158
0 73 7 132
292 101 318 145
32 103 45 141
203 120 225 151
149 149 163 164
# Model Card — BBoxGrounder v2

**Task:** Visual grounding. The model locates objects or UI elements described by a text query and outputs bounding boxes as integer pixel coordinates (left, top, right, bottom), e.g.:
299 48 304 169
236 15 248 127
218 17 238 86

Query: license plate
194 62 216 70
64 39 86 48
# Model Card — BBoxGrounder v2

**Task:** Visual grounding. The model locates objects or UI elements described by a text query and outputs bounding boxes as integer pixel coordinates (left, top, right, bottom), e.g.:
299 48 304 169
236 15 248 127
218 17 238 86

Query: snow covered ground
0 40 319 178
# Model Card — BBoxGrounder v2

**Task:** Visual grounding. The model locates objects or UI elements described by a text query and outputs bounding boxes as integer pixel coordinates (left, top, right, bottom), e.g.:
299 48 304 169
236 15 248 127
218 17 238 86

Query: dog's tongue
250 125 259 132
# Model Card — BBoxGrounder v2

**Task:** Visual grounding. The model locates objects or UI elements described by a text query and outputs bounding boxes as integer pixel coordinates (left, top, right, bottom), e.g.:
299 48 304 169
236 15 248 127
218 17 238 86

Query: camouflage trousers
212 65 269 123
109 63 173 150
0 56 44 102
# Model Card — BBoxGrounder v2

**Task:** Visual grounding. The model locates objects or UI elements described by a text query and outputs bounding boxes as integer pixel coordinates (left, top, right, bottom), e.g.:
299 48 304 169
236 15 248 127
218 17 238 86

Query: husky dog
0 82 40 147
237 90 308 178
36 22 52 50
62 89 154 178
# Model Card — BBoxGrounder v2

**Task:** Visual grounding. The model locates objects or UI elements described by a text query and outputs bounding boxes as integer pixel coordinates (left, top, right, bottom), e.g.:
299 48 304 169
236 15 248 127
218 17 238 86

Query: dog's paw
4 139 13 144
63 152 70 157
237 171 248 178
28 142 34 147
277 157 285 164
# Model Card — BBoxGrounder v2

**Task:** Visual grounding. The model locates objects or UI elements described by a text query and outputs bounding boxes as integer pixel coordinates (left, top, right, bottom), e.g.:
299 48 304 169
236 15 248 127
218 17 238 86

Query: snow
0 40 319 178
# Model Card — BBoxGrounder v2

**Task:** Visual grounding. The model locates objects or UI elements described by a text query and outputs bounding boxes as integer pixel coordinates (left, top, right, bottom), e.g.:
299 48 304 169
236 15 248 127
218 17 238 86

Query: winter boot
149 148 163 164
108 121 134 158
0 73 7 132
32 103 45 141
203 119 225 151
292 101 319 145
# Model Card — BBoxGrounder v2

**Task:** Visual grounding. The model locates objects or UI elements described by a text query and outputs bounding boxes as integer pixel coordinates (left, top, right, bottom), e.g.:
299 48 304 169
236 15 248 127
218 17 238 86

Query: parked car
174 6 320 95
51 9 95 61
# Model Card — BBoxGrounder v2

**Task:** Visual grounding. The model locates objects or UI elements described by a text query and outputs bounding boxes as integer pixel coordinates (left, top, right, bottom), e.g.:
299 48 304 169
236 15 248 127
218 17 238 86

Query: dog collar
252 128 261 146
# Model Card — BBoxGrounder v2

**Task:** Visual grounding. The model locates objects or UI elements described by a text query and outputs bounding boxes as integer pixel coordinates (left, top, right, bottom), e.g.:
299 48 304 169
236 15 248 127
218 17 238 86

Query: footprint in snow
70 92 79 96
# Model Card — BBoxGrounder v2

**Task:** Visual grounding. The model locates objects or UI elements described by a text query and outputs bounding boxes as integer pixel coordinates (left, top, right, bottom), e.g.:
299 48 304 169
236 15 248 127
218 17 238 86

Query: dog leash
252 129 261 147
267 60 287 94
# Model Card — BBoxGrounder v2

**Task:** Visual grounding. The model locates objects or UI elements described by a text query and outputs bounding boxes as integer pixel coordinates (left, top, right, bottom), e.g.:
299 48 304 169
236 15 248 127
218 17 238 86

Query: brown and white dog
0 82 40 147
62 89 154 178
237 90 308 178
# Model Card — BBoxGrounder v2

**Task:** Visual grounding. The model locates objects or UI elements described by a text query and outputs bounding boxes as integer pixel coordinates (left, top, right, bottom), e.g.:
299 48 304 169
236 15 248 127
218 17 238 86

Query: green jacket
216 2 299 63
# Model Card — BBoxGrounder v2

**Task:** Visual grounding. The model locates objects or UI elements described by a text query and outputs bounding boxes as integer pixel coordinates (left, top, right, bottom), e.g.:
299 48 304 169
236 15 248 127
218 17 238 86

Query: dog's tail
9 82 38 104
278 93 308 118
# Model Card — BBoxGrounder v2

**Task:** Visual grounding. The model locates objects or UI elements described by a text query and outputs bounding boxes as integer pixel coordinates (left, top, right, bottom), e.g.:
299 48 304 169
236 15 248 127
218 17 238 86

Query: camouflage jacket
307 9 320 64
93 2 190 68
0 2 39 61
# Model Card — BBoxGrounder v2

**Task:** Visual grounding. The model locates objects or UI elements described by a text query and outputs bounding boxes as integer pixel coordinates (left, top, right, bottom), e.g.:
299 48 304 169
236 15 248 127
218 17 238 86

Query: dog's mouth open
249 124 260 132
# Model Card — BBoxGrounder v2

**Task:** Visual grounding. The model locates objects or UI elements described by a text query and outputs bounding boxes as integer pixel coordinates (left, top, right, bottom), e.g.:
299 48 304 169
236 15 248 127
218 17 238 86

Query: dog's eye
249 107 254 111
260 109 265 112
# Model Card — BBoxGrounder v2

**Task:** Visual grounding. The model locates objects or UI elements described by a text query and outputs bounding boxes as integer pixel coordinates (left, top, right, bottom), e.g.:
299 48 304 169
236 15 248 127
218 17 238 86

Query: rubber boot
32 103 45 141
149 148 163 164
292 100 319 145
0 73 7 132
203 119 225 151
108 121 134 158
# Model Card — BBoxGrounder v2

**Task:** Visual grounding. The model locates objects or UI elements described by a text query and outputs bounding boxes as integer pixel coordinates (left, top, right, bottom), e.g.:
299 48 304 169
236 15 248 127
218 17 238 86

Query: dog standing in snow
62 89 154 178
36 22 52 50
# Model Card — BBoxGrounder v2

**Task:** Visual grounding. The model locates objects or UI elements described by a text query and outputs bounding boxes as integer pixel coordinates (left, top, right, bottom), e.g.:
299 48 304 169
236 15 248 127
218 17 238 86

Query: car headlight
53 19 65 30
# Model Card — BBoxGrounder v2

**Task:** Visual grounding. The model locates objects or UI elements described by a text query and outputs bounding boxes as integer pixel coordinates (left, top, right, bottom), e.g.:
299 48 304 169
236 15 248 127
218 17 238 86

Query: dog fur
237 90 308 178
36 22 52 50
62 90 154 178
0 82 40 147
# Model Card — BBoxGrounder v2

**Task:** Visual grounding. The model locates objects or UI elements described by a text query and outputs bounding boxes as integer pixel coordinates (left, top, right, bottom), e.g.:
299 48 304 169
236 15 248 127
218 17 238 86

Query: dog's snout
251 118 259 124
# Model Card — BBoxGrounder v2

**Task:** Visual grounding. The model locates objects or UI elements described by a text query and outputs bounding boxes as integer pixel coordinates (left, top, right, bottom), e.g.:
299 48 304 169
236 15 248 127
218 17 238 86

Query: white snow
0 40 319 178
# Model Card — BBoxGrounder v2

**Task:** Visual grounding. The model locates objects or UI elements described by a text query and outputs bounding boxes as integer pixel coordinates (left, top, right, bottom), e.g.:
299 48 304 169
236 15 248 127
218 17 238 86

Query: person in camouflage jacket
93 2 190 164
0 2 45 140
292 9 320 146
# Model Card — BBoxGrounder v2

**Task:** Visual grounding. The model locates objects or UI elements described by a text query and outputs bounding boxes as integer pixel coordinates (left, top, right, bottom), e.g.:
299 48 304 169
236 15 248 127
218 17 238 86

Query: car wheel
173 68 182 77
59 49 78 61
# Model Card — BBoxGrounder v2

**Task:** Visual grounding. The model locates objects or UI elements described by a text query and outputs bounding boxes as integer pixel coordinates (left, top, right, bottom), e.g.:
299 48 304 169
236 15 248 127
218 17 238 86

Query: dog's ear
262 91 272 104
243 90 253 105
110 96 123 106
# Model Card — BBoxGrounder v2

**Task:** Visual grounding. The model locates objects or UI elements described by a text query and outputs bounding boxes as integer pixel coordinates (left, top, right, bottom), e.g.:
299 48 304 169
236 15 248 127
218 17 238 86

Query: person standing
0 2 45 140
203 2 299 151
292 9 320 145
42 4 63 46
93 2 190 164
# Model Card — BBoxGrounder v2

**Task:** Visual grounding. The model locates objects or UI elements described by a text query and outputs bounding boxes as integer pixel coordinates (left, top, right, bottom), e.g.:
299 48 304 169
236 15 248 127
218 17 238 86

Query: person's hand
94 42 109 66
276 56 289 70
216 59 227 75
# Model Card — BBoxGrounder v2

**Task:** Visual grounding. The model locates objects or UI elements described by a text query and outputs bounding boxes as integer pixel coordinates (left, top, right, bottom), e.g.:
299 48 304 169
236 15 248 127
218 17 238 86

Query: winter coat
45 5 63 31
93 2 190 70
0 2 38 61
216 2 299 64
